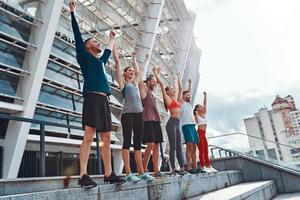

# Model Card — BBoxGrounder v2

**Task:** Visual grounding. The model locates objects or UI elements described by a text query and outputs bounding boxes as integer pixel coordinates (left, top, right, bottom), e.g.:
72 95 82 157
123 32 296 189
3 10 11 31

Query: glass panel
0 11 32 42
0 72 19 96
33 108 68 133
0 41 26 68
38 85 74 111
5 0 40 18
45 61 80 89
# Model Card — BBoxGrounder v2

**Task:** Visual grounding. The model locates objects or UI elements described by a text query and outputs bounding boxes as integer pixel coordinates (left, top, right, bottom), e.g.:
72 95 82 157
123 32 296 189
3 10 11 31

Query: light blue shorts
182 124 199 144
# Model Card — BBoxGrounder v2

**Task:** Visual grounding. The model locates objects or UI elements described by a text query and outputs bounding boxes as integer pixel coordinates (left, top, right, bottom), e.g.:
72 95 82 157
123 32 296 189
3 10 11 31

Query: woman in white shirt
194 92 217 173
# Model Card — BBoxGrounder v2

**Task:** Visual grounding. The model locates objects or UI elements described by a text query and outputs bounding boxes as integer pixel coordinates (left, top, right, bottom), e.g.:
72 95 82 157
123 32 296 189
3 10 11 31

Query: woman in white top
194 92 217 173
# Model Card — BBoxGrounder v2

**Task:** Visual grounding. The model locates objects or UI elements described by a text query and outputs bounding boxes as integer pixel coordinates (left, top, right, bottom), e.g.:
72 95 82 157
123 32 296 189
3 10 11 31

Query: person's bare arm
139 81 148 99
177 73 183 103
106 31 115 50
187 78 192 94
135 53 149 83
203 91 207 115
153 67 171 106
112 44 124 90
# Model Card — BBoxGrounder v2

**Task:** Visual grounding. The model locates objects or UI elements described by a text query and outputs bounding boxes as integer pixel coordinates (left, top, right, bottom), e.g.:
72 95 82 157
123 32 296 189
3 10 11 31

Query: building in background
0 0 201 178
244 95 300 168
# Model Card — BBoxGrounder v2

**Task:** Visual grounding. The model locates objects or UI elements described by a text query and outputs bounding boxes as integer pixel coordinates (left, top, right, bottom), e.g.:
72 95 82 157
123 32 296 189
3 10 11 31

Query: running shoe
178 170 189 176
139 172 155 181
78 174 97 188
188 169 197 174
196 168 206 173
125 173 141 182
104 172 126 184
171 171 179 177
208 166 218 173
154 171 168 179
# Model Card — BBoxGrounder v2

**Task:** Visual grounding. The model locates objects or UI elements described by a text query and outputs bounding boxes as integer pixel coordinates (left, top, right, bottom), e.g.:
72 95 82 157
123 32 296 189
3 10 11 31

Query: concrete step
0 170 242 199
273 192 300 200
188 180 277 200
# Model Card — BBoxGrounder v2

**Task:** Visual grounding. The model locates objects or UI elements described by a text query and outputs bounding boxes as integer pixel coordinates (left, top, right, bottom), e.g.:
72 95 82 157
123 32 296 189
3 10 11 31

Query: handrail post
95 132 103 175
40 123 46 177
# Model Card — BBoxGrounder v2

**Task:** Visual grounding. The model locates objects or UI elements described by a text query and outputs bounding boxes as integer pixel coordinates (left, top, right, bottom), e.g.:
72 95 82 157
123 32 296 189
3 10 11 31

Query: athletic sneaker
125 173 141 182
196 168 206 173
178 170 189 176
78 174 97 188
203 167 210 173
208 167 218 173
139 172 155 181
104 172 126 184
171 171 179 177
188 169 197 174
154 171 168 179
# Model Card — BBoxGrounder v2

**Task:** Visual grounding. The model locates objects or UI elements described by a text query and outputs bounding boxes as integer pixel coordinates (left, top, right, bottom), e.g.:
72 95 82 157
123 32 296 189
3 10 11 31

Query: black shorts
82 92 112 132
142 121 163 144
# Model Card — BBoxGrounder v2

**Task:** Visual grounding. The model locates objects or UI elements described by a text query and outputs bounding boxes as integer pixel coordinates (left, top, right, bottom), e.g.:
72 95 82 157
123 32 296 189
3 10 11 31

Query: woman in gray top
113 46 154 182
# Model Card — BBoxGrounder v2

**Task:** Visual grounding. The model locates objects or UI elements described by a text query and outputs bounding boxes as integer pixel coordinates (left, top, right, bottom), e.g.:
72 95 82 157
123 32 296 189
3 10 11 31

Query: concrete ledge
0 170 243 199
189 180 277 200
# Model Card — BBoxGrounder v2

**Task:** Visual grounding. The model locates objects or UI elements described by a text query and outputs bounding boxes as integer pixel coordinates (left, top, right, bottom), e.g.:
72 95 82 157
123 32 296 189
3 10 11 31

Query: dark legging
121 112 144 150
197 128 211 167
166 117 185 170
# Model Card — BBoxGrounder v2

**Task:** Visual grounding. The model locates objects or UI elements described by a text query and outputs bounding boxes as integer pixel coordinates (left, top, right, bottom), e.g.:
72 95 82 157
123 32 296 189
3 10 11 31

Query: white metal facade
0 0 201 178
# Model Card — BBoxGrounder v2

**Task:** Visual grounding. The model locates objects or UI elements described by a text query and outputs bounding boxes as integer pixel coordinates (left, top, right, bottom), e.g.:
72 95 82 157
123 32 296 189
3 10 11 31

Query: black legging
121 112 144 150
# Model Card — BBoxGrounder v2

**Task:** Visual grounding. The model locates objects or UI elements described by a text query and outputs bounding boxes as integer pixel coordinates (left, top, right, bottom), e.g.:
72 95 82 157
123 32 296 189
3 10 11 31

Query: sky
184 0 300 152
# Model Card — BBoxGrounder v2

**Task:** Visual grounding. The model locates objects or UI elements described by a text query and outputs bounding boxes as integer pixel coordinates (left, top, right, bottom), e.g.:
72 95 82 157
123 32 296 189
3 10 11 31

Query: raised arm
112 44 124 90
203 91 207 115
69 1 87 62
100 31 115 65
133 53 149 83
177 73 183 102
187 78 192 94
152 67 172 107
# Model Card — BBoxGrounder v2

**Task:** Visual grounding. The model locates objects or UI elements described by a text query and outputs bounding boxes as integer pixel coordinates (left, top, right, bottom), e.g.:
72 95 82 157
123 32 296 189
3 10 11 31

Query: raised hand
131 51 137 57
188 78 192 83
109 31 116 40
145 53 150 59
203 91 207 95
69 0 77 12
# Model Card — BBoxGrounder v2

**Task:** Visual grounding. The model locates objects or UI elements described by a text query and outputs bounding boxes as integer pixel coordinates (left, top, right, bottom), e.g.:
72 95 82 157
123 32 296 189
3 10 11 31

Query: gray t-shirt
122 82 143 114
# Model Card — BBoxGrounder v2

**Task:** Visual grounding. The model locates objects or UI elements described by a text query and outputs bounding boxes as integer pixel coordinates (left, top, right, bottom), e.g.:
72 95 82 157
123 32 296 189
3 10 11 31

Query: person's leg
143 142 154 171
203 130 211 167
153 143 160 174
121 113 133 175
191 144 197 169
101 131 112 177
186 143 192 170
175 122 185 170
80 125 96 177
133 113 144 175
166 118 176 171
198 129 205 168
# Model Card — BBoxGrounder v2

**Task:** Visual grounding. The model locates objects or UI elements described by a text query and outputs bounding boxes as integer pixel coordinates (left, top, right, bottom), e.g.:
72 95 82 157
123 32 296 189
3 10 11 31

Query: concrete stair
188 180 277 200
273 192 300 200
0 170 243 200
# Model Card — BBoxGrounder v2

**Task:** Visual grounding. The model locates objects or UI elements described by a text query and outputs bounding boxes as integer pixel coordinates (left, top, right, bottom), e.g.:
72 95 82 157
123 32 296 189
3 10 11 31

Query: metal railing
207 132 300 172
0 114 166 177
0 114 103 177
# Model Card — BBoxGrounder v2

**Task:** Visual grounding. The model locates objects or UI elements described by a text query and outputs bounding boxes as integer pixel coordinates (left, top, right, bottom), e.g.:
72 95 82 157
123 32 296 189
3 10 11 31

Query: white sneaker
208 166 218 173
203 167 211 173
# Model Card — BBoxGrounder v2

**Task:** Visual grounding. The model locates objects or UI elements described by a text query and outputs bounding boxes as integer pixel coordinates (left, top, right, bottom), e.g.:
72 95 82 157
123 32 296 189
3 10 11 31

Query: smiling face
195 104 205 115
183 91 191 102
146 75 157 90
84 38 102 54
166 86 175 97
124 67 135 80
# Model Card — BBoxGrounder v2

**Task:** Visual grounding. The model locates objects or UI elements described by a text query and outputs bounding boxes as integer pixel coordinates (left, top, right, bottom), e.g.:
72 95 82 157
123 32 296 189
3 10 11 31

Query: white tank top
180 102 196 126
197 115 207 125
